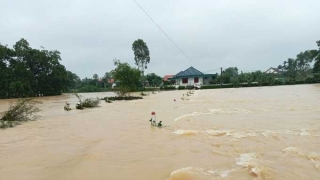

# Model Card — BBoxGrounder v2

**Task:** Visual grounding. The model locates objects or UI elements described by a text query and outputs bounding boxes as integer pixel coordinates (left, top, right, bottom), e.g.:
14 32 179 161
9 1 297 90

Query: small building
108 79 115 84
163 75 174 82
265 67 282 74
169 66 215 87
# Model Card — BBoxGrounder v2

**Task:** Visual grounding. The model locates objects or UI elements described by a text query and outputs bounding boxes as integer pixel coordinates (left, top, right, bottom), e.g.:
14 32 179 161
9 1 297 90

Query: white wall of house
176 77 203 86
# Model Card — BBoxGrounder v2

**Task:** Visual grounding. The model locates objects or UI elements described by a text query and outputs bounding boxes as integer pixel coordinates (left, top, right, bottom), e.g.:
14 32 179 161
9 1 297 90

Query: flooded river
0 85 320 180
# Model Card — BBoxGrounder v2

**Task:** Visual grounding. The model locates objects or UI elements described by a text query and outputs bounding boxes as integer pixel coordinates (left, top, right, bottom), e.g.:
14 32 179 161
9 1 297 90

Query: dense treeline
74 73 112 93
72 70 162 93
0 39 78 98
210 40 320 86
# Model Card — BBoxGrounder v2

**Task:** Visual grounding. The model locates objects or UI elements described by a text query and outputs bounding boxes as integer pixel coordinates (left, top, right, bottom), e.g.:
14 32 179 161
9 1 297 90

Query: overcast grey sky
1 0 320 78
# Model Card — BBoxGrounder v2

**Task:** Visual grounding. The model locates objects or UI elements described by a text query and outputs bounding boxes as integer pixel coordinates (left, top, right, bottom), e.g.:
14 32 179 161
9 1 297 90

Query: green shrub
74 94 100 109
286 78 295 85
305 77 315 84
274 79 283 85
231 77 240 87
114 86 130 97
0 99 41 129
186 85 195 89
295 80 305 85
105 98 112 103
178 86 186 90
314 73 320 82
102 96 143 101
143 87 159 92
200 84 234 89
160 86 176 90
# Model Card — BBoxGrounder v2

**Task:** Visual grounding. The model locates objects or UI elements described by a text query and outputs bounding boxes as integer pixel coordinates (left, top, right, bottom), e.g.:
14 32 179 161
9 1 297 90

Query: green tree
111 59 141 94
146 73 162 87
66 71 81 90
93 74 98 80
313 40 320 73
132 39 150 75
103 72 112 81
286 58 297 79
0 38 78 98
221 67 238 83
283 61 287 70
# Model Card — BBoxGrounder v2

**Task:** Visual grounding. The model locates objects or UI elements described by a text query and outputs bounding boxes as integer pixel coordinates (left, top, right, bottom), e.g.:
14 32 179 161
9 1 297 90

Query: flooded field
0 85 320 180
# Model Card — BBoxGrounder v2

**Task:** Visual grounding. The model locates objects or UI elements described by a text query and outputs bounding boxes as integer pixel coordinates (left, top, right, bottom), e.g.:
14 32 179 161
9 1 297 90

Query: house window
194 77 199 83
182 78 188 84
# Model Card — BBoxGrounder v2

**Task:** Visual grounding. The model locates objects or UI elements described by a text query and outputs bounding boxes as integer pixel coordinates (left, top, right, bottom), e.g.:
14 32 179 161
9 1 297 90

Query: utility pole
220 67 223 85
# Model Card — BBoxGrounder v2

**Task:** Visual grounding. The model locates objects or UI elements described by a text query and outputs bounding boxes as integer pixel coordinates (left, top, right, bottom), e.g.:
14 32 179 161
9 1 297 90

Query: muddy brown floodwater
0 85 320 180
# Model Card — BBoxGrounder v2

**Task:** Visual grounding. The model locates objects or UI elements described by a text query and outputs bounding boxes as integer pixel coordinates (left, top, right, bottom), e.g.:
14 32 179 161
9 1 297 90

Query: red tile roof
163 75 174 81
108 79 115 83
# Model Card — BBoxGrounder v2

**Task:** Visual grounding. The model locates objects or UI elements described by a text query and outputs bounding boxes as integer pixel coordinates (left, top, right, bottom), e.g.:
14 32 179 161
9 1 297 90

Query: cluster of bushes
102 96 143 101
74 94 100 110
178 86 185 90
160 85 196 90
0 99 41 129
178 85 195 89
160 86 176 90
305 74 320 84
200 84 234 89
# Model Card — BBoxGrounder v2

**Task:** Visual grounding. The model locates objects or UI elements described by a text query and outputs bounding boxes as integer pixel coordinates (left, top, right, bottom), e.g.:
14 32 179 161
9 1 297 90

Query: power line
132 0 194 64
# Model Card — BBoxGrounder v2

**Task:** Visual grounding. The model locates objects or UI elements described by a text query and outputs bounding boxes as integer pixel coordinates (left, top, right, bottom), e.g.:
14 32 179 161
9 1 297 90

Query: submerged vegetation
64 102 71 111
74 94 100 110
102 96 143 101
105 98 112 103
0 99 41 129
140 91 149 96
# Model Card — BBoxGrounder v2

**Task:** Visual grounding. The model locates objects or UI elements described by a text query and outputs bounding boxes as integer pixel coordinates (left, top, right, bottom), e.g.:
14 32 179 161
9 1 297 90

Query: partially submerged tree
0 99 41 128
132 39 150 75
111 59 141 96
74 93 100 109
